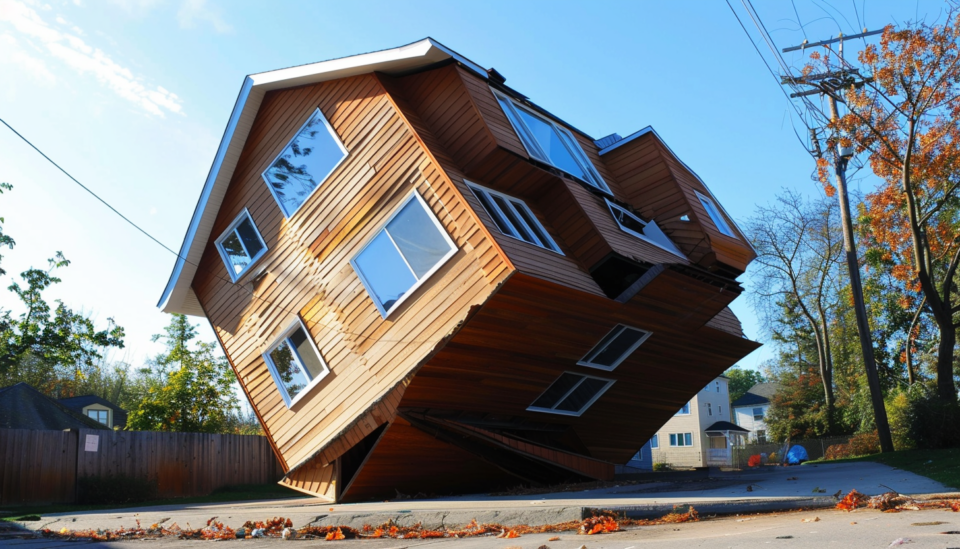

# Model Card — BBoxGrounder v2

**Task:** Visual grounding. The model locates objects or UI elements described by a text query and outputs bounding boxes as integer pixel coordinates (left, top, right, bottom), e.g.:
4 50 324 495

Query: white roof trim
599 125 756 254
158 38 487 316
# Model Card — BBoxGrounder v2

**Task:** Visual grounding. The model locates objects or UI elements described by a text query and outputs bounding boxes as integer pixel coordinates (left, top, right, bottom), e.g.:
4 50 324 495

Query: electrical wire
0 115 457 346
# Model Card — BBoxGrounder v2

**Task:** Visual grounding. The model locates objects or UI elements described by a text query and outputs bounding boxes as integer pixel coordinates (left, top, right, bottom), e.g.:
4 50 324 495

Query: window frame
694 190 738 239
492 90 611 194
604 199 685 258
466 181 562 254
669 432 694 447
650 434 659 449
87 409 108 426
577 324 652 371
526 371 615 417
214 209 269 283
753 407 765 421
676 402 691 415
350 191 459 319
262 317 331 408
261 108 349 219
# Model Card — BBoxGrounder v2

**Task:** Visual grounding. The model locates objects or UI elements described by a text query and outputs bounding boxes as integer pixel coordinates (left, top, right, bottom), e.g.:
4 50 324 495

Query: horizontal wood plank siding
192 73 512 475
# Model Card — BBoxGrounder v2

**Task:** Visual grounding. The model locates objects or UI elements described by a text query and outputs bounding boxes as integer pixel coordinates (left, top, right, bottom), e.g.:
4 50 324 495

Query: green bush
652 461 671 472
906 390 960 450
77 474 158 505
886 389 915 451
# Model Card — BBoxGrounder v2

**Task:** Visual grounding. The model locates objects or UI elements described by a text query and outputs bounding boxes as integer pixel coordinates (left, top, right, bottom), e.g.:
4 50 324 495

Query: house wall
649 377 733 468
192 73 513 473
734 404 770 442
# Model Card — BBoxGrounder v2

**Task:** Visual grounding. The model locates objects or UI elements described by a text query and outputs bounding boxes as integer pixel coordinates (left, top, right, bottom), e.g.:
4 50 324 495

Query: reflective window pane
220 232 250 275
588 327 647 367
288 327 325 379
263 110 347 217
514 108 587 180
473 188 516 237
555 377 609 412
492 195 534 243
236 218 265 258
354 231 417 312
511 201 554 250
269 340 310 400
386 199 452 279
531 372 582 409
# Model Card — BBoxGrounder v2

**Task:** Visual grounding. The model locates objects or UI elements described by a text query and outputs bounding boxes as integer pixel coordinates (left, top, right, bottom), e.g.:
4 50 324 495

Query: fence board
0 428 282 506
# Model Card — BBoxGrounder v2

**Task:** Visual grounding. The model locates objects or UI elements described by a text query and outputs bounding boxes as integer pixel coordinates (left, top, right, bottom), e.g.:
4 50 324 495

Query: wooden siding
192 73 513 475
400 272 759 463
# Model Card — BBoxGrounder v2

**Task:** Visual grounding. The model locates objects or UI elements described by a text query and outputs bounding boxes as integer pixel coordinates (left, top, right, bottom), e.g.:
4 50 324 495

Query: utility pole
781 31 894 454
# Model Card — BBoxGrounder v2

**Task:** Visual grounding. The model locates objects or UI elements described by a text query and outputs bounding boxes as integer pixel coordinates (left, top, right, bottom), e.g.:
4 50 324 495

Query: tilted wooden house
158 39 760 502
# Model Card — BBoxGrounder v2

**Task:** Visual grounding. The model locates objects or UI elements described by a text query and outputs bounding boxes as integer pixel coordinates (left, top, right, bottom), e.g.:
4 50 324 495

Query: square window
467 182 562 253
215 210 268 281
264 319 330 407
753 407 764 421
676 402 690 415
493 91 610 193
605 199 685 257
351 192 458 318
695 191 737 238
528 372 614 417
87 409 108 425
262 108 348 218
578 324 651 370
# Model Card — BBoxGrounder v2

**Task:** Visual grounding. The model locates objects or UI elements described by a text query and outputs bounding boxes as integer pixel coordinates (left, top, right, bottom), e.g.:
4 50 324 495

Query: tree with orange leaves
803 9 960 403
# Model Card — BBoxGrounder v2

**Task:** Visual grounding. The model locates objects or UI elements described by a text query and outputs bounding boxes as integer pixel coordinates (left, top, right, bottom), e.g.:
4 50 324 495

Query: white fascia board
158 38 481 316
600 125 756 254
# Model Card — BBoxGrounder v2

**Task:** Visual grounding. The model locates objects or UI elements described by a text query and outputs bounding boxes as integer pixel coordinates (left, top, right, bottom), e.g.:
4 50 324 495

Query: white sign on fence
84 434 99 452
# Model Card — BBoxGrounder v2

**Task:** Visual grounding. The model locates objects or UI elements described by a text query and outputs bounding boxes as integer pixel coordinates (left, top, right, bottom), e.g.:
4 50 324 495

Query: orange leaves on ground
324 528 345 540
837 489 868 510
580 516 619 535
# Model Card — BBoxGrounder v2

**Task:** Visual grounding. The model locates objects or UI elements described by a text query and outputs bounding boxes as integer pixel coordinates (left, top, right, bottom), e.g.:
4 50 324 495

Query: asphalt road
6 507 960 548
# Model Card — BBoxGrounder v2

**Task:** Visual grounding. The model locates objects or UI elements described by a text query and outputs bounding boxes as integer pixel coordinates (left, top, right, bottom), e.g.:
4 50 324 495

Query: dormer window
605 199 685 258
262 108 348 218
466 182 562 254
492 90 610 194
215 210 267 282
695 191 737 238
351 192 458 318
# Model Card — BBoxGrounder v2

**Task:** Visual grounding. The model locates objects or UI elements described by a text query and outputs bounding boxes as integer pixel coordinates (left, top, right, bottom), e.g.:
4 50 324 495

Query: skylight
578 324 651 370
528 372 615 416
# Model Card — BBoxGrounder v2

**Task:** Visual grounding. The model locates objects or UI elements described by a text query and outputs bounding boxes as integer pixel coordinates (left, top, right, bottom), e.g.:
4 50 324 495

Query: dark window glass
555 377 609 412
531 373 582 409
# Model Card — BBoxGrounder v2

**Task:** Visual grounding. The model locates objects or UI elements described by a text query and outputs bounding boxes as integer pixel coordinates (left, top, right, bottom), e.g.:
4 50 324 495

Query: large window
669 433 693 447
493 91 610 193
578 324 651 370
467 182 561 253
262 108 348 218
215 210 268 281
264 319 330 407
605 199 684 257
351 192 458 318
695 191 737 238
528 372 614 417
676 402 691 415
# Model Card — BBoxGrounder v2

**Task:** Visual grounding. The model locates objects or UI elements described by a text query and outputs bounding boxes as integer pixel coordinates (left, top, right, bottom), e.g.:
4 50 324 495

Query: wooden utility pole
781 31 894 453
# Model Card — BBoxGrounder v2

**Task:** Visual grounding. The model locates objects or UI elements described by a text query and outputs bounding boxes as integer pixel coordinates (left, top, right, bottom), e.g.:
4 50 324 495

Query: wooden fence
0 428 283 506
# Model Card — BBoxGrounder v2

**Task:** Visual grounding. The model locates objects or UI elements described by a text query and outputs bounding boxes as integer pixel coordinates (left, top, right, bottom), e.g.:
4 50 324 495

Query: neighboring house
0 383 110 431
157 38 760 502
732 382 780 443
631 376 748 468
58 395 127 429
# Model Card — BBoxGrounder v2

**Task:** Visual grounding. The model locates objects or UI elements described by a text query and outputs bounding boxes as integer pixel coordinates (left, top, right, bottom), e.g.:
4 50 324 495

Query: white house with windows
732 382 779 443
630 376 748 469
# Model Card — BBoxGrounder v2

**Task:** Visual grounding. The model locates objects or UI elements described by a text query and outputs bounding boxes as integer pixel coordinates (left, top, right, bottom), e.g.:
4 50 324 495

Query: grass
0 483 307 522
807 447 960 490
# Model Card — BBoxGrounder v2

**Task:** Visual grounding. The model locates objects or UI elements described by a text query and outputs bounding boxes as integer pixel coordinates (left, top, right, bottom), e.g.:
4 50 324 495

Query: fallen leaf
801 516 820 523
888 537 911 546
548 536 560 541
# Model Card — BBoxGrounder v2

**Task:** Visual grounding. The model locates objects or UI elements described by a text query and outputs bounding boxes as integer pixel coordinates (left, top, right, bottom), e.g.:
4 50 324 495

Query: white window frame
753 407 765 421
577 324 652 371
214 209 268 282
466 181 562 254
650 434 659 449
676 402 691 415
263 317 331 408
695 190 737 239
669 432 693 447
350 191 459 319
604 199 685 258
527 372 615 417
492 90 610 194
87 409 108 425
261 108 349 219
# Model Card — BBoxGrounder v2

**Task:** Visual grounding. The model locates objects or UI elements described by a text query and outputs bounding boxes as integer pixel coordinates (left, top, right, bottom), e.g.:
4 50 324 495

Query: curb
594 496 839 519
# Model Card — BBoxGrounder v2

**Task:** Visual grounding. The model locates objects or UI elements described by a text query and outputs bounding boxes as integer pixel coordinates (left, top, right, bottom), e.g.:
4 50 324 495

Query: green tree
126 314 240 433
725 367 765 404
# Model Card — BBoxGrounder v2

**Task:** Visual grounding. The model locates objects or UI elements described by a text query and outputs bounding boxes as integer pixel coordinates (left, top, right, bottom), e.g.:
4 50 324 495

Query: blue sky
0 0 950 372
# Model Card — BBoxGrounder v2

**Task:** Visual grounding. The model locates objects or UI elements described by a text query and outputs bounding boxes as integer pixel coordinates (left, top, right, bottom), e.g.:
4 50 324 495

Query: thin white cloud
0 0 184 116
177 0 230 33
0 32 56 83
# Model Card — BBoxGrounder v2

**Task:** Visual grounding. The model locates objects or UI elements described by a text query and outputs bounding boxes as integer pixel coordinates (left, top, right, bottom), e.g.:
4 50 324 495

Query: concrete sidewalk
17 461 956 535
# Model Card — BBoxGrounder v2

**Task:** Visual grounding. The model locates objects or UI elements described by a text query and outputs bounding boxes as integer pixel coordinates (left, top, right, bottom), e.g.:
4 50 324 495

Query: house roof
58 395 128 427
704 420 750 433
0 383 111 431
157 38 489 316
731 382 780 407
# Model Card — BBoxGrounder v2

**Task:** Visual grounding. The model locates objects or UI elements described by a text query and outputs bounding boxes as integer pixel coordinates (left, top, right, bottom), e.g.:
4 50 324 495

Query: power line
0 115 449 346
